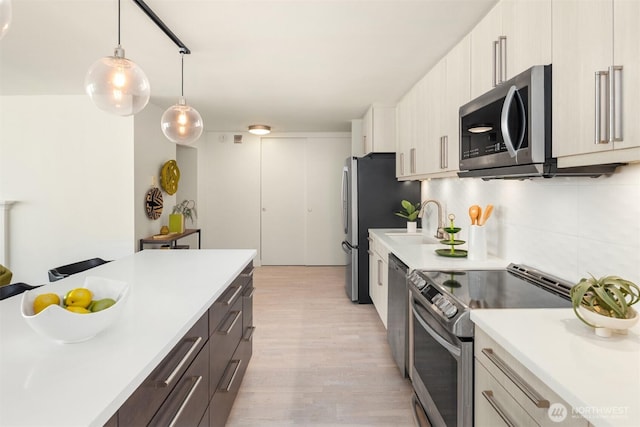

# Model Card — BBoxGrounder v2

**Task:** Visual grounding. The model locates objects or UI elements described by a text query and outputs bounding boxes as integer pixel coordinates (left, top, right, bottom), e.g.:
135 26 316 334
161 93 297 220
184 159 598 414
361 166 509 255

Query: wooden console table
139 228 201 251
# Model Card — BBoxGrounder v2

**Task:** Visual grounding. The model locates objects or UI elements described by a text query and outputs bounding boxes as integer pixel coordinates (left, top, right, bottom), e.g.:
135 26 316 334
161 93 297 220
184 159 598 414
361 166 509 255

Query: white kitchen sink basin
385 232 439 245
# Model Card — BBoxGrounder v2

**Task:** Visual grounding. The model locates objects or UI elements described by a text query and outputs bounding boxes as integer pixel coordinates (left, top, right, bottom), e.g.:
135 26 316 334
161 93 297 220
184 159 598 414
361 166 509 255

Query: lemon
66 306 90 314
33 293 61 314
64 288 93 308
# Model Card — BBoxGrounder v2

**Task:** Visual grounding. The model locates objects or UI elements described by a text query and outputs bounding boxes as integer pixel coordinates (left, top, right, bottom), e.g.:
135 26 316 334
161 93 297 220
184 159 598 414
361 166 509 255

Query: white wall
0 95 135 284
421 163 640 284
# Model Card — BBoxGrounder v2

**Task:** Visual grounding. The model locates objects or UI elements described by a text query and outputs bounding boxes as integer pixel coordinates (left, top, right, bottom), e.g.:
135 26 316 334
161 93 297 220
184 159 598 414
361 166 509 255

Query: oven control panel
408 271 458 319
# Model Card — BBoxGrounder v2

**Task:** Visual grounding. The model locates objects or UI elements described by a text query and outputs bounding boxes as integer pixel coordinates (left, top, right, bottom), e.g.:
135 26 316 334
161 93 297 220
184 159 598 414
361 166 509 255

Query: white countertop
0 249 256 427
369 228 508 271
471 309 640 427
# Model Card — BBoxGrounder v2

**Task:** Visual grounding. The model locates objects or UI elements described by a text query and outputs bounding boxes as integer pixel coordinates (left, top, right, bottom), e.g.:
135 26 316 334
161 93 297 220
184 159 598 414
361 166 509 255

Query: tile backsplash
421 163 640 284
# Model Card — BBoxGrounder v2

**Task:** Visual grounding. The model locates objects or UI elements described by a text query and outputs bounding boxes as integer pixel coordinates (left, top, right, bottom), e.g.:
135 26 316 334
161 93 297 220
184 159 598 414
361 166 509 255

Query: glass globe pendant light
85 0 150 116
161 51 204 145
0 0 12 40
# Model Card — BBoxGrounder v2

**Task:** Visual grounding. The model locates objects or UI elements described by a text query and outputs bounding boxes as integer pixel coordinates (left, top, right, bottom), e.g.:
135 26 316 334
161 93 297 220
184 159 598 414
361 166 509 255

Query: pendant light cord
117 0 121 47
181 52 184 97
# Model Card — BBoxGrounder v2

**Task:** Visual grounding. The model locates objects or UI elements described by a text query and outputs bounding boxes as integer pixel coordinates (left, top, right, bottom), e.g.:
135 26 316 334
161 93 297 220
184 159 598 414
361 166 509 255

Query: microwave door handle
500 85 527 159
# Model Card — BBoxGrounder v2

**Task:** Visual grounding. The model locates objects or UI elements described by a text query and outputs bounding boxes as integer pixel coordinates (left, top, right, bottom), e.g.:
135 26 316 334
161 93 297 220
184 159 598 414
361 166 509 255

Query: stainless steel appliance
387 253 409 377
458 65 620 179
408 264 573 427
340 153 419 303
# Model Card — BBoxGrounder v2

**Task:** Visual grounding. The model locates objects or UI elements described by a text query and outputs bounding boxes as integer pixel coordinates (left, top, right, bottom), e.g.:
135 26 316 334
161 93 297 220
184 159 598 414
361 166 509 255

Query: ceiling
0 0 496 132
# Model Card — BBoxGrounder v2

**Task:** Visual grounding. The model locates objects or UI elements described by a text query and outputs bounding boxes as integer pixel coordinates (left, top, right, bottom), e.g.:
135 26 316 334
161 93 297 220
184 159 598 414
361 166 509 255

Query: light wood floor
226 266 415 427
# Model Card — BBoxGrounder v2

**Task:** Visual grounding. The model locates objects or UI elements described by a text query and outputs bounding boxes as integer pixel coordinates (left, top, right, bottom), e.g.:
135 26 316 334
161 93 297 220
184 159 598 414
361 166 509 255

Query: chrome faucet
419 199 446 239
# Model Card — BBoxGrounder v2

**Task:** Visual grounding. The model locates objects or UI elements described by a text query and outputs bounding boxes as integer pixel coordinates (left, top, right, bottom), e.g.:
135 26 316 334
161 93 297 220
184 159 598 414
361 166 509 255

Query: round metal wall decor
145 187 163 220
160 160 180 195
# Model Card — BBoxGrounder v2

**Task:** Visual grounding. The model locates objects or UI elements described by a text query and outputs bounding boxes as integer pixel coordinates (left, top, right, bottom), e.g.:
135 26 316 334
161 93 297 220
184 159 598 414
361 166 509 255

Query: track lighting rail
131 0 191 54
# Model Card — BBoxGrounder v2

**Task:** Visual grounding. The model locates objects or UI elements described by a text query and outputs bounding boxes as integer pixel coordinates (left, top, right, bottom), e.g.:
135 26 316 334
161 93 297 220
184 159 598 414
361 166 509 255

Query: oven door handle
412 304 461 358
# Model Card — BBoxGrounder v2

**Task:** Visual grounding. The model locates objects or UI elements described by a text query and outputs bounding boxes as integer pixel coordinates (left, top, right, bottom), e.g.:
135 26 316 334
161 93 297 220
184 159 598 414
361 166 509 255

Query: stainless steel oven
408 264 573 427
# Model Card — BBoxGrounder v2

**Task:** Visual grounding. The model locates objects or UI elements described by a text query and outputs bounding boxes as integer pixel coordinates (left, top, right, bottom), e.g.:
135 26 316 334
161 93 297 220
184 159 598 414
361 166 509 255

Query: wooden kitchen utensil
479 204 494 226
469 205 480 225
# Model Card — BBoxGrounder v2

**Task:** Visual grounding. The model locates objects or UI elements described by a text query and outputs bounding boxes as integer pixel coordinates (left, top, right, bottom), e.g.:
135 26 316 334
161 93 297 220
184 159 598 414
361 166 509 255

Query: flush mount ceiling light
84 0 150 116
248 125 271 135
161 50 204 145
0 0 12 40
467 123 494 134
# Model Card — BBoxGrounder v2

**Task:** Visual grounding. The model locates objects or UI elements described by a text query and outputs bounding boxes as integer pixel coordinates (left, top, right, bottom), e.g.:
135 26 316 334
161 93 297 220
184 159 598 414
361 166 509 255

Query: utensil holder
468 225 487 260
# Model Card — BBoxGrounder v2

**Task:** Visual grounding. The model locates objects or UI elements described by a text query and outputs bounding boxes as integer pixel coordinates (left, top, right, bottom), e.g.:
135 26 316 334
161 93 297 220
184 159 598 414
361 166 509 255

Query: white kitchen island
0 249 256 427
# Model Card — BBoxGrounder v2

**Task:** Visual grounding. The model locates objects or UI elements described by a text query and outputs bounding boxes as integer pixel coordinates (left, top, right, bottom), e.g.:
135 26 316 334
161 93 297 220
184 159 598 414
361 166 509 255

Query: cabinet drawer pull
481 348 549 408
492 40 499 87
243 326 256 342
367 250 374 256
155 336 203 388
400 152 405 175
595 70 609 144
609 65 623 142
220 286 243 306
218 359 242 392
243 286 255 299
377 259 383 286
167 376 203 427
498 35 507 83
482 390 516 427
217 310 241 335
240 268 254 278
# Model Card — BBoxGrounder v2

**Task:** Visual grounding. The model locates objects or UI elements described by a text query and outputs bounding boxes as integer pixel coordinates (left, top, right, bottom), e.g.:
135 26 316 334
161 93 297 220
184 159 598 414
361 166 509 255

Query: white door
261 136 350 265
305 137 351 265
261 137 306 265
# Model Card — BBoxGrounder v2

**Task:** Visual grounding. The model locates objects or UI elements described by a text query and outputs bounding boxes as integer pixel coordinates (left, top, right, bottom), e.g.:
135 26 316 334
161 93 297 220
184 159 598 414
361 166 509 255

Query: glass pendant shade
85 47 150 116
161 97 204 145
0 0 12 40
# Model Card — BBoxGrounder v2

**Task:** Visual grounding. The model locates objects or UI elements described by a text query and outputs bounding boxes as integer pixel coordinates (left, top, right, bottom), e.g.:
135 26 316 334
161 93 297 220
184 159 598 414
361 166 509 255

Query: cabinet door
362 106 373 154
395 97 410 178
502 0 552 79
470 2 503 99
442 36 471 174
422 62 444 175
613 0 640 152
552 0 613 159
368 246 378 309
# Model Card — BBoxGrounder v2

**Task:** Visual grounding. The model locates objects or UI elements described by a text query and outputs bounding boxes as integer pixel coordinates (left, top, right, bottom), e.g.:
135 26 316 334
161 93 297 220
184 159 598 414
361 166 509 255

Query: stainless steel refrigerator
340 153 420 303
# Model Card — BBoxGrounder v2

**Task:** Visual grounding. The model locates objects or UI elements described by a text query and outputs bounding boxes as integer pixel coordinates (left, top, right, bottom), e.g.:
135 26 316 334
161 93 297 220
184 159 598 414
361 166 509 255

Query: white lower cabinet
368 234 388 328
475 328 589 427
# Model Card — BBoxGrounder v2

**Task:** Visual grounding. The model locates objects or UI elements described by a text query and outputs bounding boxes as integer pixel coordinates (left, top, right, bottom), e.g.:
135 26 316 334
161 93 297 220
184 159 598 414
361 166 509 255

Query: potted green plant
570 274 640 337
394 200 421 233
169 199 197 233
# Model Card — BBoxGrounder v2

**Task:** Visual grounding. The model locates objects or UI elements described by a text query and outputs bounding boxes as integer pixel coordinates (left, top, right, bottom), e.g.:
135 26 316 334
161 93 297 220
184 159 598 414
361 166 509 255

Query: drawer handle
219 359 242 392
481 348 549 408
240 268 254 278
243 286 255 299
243 326 256 342
156 336 203 388
217 310 241 335
167 376 203 427
482 390 516 427
220 286 243 306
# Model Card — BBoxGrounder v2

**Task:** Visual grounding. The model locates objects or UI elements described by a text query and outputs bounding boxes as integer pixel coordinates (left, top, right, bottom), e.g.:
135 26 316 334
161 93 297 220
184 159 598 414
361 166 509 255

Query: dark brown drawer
209 296 243 397
148 344 210 427
209 285 243 334
118 313 208 426
209 338 251 427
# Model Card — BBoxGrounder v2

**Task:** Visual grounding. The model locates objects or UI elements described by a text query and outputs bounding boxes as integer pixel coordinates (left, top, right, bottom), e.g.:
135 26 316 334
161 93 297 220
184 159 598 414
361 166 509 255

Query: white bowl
21 276 129 343
578 305 639 338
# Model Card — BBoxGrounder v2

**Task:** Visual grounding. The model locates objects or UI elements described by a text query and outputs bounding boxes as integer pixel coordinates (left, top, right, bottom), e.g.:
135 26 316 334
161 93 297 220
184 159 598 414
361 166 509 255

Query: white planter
407 221 417 233
578 306 639 337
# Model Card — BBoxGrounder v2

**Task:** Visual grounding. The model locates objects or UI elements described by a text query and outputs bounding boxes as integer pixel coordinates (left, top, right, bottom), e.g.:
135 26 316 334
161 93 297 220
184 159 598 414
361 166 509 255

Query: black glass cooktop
419 268 572 310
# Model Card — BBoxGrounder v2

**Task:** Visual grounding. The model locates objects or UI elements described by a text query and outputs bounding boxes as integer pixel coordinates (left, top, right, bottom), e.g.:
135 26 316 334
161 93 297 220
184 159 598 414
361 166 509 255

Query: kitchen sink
385 232 439 245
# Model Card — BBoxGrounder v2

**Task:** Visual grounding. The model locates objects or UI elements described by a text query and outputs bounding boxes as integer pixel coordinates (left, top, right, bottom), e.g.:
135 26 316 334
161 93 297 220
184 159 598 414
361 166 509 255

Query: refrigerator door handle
341 166 349 234
341 241 357 253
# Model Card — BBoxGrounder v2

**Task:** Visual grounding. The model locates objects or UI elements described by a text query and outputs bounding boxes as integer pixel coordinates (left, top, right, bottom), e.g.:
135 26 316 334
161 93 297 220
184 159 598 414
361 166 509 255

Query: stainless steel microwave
458 65 619 179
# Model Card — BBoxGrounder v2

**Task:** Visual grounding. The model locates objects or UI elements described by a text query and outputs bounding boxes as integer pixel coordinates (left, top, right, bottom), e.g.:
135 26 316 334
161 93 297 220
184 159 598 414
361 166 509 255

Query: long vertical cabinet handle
400 152 405 176
595 70 610 144
482 391 516 427
377 259 383 286
440 136 448 169
410 148 416 174
498 36 507 84
492 40 499 87
609 65 623 143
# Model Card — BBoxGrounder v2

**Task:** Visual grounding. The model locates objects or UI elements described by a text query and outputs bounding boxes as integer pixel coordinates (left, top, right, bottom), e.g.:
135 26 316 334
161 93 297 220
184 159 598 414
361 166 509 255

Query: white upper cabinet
552 0 640 167
362 105 396 154
470 0 551 99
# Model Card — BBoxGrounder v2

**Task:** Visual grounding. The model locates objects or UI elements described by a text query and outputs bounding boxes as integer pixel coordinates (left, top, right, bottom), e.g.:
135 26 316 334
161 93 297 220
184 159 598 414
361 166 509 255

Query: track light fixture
85 0 150 116
161 50 204 145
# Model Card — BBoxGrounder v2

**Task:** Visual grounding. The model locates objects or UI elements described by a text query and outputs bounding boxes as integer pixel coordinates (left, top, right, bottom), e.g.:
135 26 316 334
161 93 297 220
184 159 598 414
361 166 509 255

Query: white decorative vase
407 221 417 233
578 306 639 338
